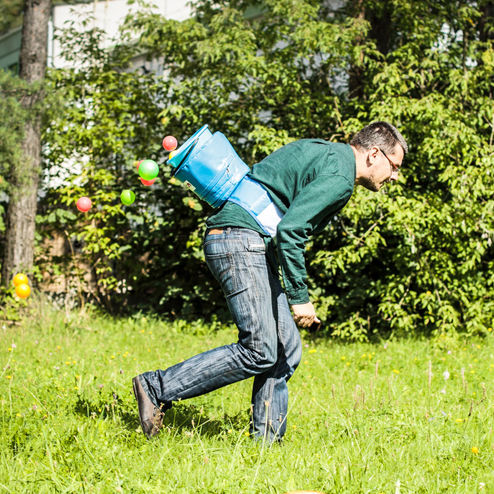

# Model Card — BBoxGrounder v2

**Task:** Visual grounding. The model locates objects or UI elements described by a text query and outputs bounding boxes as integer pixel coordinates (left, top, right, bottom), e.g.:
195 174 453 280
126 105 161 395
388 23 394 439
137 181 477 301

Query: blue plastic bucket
172 129 249 208
167 124 213 169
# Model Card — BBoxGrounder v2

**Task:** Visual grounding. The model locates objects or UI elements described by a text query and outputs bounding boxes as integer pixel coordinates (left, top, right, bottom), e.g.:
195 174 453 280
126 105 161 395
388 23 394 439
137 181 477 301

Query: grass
1 301 494 493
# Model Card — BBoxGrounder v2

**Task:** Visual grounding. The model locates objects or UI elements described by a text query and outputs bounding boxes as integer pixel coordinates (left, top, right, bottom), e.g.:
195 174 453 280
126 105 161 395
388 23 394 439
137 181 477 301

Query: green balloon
138 159 159 181
121 189 135 205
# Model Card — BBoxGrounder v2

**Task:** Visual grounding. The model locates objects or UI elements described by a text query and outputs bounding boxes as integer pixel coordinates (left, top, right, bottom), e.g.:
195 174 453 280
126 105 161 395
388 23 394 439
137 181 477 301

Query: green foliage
1 306 494 491
0 70 30 199
37 0 494 337
0 0 23 34
0 69 61 304
0 68 62 198
307 0 494 340
0 285 27 323
39 24 221 317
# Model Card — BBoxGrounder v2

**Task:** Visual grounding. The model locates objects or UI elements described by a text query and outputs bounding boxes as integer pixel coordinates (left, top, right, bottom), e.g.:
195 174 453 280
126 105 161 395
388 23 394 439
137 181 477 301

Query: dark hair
350 121 408 155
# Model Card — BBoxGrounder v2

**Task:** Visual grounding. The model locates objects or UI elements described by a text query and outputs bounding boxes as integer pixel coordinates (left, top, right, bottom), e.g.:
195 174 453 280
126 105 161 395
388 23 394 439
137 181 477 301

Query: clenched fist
291 302 321 329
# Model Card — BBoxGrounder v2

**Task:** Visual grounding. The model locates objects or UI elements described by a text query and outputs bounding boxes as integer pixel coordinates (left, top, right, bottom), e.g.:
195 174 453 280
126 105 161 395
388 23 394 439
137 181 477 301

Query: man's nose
390 170 399 181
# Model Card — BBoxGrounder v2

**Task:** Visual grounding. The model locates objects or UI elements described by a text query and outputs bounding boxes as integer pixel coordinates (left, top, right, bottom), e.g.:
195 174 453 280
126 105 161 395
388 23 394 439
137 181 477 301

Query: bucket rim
167 124 211 168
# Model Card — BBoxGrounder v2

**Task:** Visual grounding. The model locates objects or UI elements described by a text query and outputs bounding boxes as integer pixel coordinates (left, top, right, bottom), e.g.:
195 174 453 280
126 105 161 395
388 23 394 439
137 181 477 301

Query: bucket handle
170 137 200 177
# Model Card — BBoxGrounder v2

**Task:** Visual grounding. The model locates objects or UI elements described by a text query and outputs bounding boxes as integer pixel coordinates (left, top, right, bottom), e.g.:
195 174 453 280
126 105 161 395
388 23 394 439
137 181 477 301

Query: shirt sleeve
276 174 354 305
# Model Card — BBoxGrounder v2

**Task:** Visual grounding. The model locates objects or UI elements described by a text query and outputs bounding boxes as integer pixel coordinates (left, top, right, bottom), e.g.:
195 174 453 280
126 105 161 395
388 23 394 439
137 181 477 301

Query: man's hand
291 302 321 329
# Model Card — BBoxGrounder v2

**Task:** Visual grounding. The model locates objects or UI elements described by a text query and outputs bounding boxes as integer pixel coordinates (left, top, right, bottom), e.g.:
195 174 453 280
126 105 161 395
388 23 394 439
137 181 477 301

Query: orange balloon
13 273 28 287
15 283 31 299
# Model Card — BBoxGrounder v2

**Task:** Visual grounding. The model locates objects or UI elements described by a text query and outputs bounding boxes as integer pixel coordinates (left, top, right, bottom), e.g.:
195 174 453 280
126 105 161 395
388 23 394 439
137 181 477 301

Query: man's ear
367 146 380 166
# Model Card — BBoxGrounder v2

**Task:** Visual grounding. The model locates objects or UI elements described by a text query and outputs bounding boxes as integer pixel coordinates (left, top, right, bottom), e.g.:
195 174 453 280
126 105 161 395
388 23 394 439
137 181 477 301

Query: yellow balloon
13 273 28 287
169 150 177 160
15 283 31 299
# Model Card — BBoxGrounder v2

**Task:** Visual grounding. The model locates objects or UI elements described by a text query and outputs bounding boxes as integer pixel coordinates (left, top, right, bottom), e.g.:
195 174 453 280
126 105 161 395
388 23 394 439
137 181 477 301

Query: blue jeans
138 227 302 442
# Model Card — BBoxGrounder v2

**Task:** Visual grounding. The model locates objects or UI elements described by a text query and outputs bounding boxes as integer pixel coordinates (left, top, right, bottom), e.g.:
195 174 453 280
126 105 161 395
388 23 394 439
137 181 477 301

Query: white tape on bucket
228 176 284 238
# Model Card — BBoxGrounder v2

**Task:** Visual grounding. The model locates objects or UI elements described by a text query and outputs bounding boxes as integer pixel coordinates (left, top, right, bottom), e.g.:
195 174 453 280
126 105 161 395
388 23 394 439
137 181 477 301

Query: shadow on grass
163 403 249 438
73 395 249 438
73 393 140 430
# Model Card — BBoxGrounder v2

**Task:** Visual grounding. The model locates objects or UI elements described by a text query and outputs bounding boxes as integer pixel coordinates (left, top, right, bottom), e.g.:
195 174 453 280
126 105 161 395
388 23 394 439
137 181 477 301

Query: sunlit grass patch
1 304 494 492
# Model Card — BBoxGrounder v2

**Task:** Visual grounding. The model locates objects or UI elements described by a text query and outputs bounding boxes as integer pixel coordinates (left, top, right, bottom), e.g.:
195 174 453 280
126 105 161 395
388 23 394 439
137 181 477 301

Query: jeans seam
228 252 237 294
270 273 290 438
244 252 260 352
245 248 273 354
266 359 282 437
271 269 287 350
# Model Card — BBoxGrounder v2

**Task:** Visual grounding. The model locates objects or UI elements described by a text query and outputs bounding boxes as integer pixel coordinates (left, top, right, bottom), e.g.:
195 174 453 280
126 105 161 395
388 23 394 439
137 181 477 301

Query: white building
0 0 192 71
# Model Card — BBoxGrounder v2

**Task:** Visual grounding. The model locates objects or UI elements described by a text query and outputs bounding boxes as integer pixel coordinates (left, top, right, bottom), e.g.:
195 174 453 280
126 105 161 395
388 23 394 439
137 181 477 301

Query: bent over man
133 121 408 442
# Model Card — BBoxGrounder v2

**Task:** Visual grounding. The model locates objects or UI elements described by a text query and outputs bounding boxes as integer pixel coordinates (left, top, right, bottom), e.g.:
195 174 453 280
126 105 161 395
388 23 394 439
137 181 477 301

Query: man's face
360 145 405 192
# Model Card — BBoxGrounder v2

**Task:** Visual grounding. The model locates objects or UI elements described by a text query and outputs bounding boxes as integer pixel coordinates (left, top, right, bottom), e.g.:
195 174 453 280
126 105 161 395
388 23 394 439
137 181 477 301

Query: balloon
138 160 159 181
169 150 177 160
163 136 178 151
120 190 135 205
140 178 156 186
13 273 28 287
136 160 143 170
15 283 31 299
76 197 92 212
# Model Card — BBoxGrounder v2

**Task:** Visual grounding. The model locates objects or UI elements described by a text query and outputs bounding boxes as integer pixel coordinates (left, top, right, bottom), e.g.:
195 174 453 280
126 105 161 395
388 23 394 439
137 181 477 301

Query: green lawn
1 301 493 493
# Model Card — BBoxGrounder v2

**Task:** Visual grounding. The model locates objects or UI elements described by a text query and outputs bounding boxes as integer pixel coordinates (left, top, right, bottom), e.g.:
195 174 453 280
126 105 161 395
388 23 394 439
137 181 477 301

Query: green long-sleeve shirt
206 139 356 305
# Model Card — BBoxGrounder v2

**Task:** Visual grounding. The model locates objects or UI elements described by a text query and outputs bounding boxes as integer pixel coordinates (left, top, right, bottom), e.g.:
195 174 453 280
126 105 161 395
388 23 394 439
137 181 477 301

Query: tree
1 0 51 286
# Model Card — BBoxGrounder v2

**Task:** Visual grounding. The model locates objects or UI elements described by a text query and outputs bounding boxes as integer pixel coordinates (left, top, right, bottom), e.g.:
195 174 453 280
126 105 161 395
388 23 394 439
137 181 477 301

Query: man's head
350 121 408 192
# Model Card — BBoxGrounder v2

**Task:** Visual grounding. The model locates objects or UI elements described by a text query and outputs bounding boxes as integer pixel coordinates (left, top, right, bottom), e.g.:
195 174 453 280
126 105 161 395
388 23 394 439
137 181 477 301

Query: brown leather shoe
132 376 165 438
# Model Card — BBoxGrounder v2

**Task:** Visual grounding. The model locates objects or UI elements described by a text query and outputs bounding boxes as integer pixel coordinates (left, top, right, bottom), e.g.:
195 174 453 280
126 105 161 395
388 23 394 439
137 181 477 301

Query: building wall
51 0 191 68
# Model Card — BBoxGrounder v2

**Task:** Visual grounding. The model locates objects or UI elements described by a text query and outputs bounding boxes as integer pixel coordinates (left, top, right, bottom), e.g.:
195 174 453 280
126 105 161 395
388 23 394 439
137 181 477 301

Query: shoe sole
132 377 151 438
132 377 163 439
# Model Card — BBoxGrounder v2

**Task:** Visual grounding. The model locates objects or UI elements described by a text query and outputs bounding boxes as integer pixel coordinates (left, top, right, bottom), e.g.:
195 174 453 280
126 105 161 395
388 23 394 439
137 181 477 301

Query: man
133 121 408 442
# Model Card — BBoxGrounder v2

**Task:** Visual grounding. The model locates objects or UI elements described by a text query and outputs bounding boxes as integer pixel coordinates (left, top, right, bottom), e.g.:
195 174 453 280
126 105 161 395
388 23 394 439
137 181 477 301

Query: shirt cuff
286 288 310 305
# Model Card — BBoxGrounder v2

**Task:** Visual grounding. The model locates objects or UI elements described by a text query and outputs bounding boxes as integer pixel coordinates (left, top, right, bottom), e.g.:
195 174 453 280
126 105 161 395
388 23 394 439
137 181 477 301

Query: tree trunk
479 1 494 43
1 0 51 286
347 0 366 99
367 1 392 57
347 0 393 99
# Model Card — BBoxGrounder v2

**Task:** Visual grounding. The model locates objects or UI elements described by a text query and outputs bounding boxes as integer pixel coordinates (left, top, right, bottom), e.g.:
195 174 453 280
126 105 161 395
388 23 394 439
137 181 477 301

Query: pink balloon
140 178 156 186
76 197 92 212
136 160 143 171
162 136 178 152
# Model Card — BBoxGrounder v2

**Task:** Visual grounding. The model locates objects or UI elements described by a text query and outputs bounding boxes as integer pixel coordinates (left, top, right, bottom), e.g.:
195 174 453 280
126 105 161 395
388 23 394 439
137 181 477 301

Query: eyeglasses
379 148 400 174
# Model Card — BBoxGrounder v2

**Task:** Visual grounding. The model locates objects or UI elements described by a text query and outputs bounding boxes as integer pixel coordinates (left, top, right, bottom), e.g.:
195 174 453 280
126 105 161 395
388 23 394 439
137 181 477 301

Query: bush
25 0 494 338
